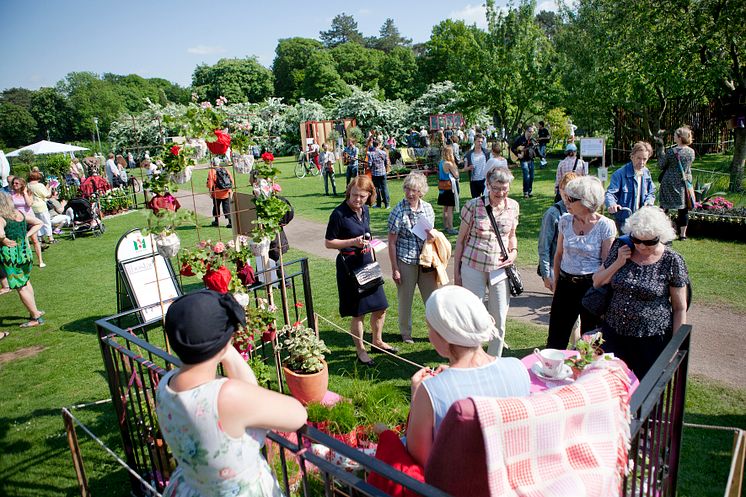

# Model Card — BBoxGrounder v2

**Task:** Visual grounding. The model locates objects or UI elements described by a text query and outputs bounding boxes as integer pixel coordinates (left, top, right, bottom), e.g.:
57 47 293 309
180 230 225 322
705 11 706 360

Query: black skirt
336 253 388 317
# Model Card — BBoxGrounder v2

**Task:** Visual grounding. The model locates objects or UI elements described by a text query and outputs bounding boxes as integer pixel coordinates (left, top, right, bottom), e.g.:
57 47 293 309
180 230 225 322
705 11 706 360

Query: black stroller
63 198 106 240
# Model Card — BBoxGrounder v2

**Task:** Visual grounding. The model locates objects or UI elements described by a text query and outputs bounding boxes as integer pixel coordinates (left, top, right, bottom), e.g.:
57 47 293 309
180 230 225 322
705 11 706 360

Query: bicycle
295 149 320 178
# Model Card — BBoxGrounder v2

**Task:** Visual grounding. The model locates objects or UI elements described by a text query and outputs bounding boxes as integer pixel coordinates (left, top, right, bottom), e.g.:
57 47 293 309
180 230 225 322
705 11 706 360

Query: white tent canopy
6 140 89 157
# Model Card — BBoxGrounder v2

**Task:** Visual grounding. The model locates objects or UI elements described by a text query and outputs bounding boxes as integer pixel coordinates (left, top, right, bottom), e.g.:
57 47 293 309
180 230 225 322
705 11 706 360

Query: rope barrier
315 313 427 371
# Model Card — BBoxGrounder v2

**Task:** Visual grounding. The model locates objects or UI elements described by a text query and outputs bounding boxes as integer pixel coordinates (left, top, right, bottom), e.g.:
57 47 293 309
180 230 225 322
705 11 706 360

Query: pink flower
214 242 225 254
272 183 282 192
197 240 208 249
218 467 237 479
200 101 212 110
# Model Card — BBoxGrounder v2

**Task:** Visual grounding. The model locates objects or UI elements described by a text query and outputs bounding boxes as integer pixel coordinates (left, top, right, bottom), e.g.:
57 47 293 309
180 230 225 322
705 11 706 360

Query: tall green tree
381 46 419 100
418 19 488 89
0 103 37 147
192 57 273 104
302 51 351 101
56 72 126 138
272 38 324 103
29 88 72 141
0 88 35 110
329 42 385 91
319 13 364 48
374 18 412 52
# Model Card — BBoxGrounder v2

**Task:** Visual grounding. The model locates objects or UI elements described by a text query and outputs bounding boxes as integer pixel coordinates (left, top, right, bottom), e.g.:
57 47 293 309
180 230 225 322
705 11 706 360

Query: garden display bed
679 210 746 241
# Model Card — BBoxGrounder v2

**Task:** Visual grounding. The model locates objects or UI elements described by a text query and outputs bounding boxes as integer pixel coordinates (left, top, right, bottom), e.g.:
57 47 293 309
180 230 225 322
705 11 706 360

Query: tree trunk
730 127 746 193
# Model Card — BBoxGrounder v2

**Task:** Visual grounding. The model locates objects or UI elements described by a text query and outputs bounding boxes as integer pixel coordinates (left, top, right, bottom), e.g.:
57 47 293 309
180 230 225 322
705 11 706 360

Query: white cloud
450 3 488 29
537 0 559 12
187 45 227 55
359 8 371 15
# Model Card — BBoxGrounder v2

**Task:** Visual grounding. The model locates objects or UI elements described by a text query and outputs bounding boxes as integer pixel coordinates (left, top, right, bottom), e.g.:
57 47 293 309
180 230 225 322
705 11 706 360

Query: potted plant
279 322 330 405
143 210 193 258
565 331 606 379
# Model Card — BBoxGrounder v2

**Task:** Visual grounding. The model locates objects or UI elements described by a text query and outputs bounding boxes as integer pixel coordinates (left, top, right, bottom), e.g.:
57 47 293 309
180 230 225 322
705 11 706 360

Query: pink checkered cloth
473 364 631 497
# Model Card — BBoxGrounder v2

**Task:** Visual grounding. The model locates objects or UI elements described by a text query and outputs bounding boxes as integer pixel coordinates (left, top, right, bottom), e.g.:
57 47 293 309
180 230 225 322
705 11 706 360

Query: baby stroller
63 197 106 240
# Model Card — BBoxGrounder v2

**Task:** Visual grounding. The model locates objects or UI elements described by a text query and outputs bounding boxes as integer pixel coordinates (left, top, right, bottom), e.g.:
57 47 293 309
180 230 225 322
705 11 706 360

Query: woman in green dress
0 193 45 328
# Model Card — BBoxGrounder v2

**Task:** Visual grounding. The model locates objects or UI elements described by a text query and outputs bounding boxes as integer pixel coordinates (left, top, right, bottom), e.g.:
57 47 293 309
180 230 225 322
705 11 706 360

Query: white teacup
533 348 565 378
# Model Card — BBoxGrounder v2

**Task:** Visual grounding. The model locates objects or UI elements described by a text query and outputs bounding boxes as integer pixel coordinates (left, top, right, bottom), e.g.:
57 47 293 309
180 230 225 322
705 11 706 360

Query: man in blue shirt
369 141 390 209
343 138 359 186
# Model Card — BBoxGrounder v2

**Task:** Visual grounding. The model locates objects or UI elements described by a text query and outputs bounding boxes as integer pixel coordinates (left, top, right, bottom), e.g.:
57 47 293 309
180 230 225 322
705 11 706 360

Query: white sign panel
117 230 156 261
122 254 179 322
580 138 605 157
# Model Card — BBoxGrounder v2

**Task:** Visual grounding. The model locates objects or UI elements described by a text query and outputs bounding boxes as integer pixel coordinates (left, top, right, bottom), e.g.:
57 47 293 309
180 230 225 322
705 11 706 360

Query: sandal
0 331 9 340
0 288 11 296
20 317 45 328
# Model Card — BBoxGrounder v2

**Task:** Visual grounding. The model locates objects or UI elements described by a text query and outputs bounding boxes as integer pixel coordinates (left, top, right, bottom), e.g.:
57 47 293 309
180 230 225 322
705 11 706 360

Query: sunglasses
566 196 580 203
631 235 660 246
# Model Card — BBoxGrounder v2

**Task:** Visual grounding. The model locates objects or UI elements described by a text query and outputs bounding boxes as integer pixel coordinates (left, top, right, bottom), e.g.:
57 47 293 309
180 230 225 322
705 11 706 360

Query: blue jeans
345 165 358 185
520 160 535 195
372 175 389 207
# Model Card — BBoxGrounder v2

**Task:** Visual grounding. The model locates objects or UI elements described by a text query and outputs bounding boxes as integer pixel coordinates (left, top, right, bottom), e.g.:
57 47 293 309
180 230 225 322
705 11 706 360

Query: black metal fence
78 263 693 496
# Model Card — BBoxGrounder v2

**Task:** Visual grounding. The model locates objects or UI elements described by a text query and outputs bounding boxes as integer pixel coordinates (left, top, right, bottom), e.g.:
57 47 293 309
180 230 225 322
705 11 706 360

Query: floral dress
0 214 33 289
156 369 284 497
659 146 695 210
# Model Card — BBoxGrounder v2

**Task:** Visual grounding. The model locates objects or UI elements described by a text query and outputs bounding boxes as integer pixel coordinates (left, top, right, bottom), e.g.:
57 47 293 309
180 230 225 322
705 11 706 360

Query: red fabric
206 129 231 155
236 263 256 287
179 263 195 277
79 176 111 198
368 430 424 497
147 194 181 214
202 266 231 293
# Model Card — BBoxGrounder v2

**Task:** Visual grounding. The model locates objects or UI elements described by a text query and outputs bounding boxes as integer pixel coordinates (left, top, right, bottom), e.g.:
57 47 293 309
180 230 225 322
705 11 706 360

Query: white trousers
460 263 510 356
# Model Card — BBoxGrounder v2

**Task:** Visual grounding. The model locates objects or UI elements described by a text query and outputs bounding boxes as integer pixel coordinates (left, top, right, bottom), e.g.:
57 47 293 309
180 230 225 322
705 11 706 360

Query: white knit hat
425 286 499 347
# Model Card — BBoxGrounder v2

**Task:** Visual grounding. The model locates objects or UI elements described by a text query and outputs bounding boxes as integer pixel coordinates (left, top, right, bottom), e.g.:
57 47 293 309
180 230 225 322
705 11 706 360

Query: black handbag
484 197 524 297
344 248 384 294
582 285 612 317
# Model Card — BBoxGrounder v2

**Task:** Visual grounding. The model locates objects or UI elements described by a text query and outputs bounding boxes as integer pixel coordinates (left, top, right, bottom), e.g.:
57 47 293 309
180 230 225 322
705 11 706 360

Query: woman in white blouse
546 176 616 349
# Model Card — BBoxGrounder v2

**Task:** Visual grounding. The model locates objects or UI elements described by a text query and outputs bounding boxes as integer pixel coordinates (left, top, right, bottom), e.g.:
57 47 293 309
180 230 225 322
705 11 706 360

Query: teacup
533 348 565 378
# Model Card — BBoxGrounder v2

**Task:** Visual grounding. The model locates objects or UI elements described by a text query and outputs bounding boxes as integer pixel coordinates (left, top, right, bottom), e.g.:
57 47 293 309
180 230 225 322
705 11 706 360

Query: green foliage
29 88 72 142
280 323 330 374
57 71 126 138
329 42 385 91
381 46 419 100
248 355 274 388
374 18 412 52
0 87 35 109
319 13 364 48
543 107 570 147
0 103 37 147
419 19 488 89
346 125 363 144
333 86 408 137
302 50 351 101
91 187 132 213
142 209 195 236
44 154 70 179
192 57 274 104
272 37 324 103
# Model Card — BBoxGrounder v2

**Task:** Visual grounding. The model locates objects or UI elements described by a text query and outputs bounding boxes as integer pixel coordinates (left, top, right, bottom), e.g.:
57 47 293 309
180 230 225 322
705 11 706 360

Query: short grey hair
564 176 605 212
623 206 676 244
486 166 514 186
403 171 428 195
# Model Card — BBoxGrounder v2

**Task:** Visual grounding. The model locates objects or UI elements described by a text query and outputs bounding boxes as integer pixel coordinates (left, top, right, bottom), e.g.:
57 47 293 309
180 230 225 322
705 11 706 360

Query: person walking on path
606 141 656 230
463 134 490 199
207 158 234 228
554 143 588 201
658 126 695 240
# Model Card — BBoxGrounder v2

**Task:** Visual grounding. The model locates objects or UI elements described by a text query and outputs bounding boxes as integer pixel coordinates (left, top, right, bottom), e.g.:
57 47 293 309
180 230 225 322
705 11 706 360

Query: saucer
531 362 573 381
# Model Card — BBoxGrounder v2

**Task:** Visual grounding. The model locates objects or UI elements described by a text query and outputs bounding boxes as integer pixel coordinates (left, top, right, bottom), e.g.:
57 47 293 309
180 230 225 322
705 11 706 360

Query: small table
521 351 639 394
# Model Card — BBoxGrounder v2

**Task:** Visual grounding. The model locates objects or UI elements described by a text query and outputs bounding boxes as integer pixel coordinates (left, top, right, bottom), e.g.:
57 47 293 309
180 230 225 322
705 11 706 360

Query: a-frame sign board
115 229 182 324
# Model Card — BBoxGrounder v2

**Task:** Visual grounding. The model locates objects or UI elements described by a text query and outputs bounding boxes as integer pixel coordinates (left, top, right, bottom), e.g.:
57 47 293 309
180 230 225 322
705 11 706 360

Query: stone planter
283 361 329 405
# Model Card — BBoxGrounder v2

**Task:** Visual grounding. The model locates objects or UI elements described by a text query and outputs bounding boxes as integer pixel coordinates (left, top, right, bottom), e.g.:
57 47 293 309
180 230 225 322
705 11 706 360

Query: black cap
165 289 246 364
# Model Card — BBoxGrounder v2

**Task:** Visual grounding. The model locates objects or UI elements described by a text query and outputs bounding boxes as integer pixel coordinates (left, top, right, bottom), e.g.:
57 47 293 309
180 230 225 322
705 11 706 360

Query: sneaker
39 263 47 268
226 223 232 229
210 221 219 227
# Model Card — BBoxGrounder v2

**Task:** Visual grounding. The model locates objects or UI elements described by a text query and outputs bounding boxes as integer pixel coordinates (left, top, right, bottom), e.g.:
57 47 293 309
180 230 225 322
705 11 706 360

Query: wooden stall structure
428 113 464 131
300 118 356 153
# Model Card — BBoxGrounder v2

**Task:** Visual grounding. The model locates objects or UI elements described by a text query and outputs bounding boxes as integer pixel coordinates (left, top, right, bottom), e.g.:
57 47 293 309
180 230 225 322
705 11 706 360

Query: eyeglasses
566 196 580 203
631 235 660 246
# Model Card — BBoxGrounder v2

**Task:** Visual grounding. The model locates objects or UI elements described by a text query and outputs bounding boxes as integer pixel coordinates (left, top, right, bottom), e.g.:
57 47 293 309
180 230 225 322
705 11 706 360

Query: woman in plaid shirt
453 167 519 356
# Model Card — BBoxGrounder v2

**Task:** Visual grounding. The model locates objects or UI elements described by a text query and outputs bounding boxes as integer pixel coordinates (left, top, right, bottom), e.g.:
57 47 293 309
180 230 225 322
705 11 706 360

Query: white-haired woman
454 166 518 356
405 285 530 466
592 207 688 379
547 176 616 349
387 172 436 343
659 126 695 240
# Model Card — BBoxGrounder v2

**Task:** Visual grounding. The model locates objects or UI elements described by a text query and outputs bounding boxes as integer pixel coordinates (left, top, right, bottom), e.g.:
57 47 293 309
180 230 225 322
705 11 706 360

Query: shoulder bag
484 197 524 296
343 246 384 294
675 150 697 209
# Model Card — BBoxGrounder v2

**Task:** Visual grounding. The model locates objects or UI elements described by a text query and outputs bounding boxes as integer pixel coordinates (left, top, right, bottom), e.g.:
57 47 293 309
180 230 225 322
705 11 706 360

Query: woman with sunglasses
546 176 616 350
592 207 688 379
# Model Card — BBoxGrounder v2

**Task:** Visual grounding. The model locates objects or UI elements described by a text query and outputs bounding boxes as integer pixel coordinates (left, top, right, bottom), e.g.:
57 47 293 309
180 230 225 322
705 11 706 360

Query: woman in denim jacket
605 141 656 230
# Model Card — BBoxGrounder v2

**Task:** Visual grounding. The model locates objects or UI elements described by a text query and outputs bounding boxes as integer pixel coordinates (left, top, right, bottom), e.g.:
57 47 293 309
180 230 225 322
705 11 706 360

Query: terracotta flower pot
282 361 328 405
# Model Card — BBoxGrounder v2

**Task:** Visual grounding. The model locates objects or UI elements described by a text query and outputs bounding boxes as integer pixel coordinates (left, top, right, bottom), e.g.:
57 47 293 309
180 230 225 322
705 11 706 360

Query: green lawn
1 156 744 496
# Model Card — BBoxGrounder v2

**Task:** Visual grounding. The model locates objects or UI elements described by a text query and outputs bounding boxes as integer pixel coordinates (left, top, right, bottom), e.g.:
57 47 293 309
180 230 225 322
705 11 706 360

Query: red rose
206 129 231 155
170 145 180 156
202 265 232 293
261 152 275 163
179 263 195 276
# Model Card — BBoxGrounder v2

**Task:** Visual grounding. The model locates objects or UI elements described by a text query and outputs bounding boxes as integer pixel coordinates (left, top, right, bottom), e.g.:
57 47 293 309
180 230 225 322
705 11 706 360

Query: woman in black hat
156 289 307 497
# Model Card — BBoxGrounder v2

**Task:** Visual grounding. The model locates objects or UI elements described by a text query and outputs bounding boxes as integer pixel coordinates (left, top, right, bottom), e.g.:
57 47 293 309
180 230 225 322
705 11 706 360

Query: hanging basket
250 238 271 258
206 129 231 155
171 166 193 184
155 233 180 258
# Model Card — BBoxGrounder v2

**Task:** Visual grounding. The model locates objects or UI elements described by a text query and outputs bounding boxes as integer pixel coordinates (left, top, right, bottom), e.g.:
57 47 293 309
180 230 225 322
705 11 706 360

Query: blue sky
0 0 557 91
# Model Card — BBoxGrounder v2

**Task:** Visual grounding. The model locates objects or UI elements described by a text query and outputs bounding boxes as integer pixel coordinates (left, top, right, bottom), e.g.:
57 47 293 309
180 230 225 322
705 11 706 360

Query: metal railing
66 273 696 496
